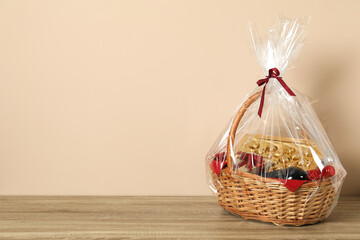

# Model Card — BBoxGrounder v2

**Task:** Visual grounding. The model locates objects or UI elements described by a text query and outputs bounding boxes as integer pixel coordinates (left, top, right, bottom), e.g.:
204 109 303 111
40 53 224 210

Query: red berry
210 152 227 175
307 168 321 181
210 160 221 175
322 165 335 179
214 152 226 162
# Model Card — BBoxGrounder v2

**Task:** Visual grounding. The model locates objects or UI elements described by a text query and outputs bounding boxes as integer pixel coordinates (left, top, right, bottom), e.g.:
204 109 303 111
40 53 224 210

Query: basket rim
222 167 333 188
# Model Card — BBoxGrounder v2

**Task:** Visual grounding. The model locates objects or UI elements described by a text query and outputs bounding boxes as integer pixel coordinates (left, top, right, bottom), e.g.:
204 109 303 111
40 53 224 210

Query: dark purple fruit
265 167 308 180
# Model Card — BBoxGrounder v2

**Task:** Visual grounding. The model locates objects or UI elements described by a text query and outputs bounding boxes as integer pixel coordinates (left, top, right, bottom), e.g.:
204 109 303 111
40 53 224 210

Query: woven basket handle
225 91 262 170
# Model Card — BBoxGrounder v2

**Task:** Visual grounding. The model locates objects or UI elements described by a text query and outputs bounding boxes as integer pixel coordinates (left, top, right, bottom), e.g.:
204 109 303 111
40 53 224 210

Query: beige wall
0 0 359 195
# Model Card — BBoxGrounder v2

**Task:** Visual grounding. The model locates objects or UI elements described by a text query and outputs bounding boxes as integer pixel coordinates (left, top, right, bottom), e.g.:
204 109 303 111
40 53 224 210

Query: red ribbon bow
257 68 296 117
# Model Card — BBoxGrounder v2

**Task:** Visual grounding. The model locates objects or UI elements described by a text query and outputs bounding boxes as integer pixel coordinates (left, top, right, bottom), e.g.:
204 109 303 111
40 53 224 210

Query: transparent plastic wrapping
206 16 346 226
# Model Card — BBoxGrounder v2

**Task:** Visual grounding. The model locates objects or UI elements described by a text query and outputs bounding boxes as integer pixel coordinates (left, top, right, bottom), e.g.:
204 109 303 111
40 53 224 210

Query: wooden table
0 196 359 239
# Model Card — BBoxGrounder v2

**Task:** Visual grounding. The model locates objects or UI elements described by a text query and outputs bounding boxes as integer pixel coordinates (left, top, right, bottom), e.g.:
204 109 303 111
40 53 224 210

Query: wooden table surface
0 196 359 240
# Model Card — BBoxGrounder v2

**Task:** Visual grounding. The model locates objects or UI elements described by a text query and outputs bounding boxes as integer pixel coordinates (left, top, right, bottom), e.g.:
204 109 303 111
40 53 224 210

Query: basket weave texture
212 170 335 225
212 91 336 226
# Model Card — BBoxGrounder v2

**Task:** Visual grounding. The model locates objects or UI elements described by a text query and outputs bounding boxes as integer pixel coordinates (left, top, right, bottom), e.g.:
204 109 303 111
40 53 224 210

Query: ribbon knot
268 68 280 78
256 68 296 117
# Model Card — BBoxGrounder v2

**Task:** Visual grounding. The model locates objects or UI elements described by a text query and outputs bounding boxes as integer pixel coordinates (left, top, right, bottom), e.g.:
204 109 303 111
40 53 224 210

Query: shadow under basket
211 91 336 226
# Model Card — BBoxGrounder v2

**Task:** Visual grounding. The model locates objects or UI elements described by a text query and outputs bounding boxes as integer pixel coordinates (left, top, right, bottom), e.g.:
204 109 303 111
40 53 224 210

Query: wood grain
0 196 359 239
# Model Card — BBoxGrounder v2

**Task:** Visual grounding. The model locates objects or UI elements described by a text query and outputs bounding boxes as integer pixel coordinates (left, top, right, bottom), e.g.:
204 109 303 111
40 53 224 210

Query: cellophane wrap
206 16 346 226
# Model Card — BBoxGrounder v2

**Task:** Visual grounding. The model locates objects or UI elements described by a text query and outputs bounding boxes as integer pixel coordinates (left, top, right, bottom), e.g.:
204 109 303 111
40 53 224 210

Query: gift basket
206 16 346 226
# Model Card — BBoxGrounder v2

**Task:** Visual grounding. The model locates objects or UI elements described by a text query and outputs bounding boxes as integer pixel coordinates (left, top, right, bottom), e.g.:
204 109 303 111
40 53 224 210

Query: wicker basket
212 91 336 226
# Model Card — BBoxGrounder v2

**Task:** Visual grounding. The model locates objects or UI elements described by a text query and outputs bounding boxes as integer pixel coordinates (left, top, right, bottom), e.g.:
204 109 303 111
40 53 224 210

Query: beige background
0 0 359 195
